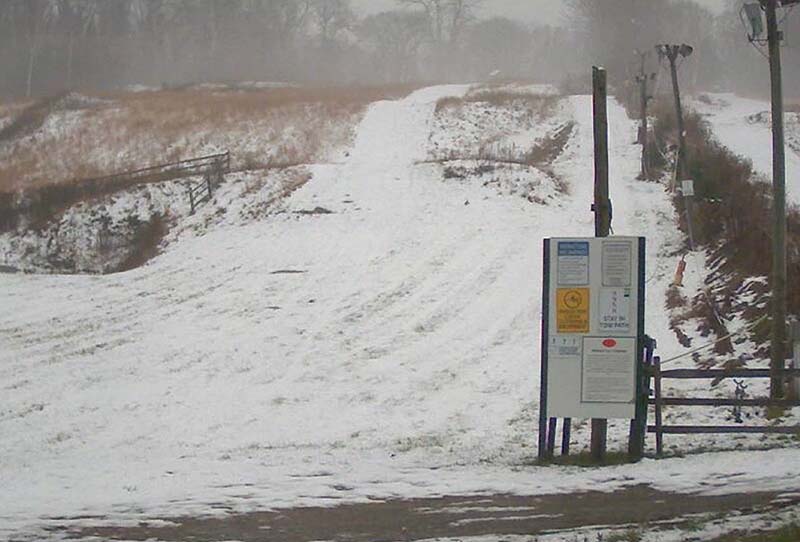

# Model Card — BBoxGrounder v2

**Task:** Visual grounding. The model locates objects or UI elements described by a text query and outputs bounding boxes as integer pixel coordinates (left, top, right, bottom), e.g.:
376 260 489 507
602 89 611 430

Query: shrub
650 96 800 362
115 213 169 272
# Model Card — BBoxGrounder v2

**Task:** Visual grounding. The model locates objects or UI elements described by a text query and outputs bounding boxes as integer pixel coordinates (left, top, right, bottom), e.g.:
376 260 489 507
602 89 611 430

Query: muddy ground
44 485 800 542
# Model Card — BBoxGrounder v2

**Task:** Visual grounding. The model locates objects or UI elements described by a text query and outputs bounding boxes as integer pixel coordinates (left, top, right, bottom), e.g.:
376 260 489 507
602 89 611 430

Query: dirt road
53 485 800 541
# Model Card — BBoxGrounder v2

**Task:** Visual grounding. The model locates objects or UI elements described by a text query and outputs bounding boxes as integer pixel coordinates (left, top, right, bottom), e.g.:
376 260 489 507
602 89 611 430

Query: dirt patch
294 206 334 215
270 269 307 275
57 486 798 542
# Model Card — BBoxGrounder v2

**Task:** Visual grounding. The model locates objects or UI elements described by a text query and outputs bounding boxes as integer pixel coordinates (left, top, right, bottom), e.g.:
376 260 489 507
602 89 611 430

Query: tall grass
431 91 570 192
0 83 419 194
0 83 418 232
435 89 558 115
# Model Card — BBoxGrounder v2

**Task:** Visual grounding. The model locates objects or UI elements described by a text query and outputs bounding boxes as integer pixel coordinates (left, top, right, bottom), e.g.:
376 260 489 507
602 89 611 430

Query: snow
0 166 312 274
2 85 800 540
692 92 800 206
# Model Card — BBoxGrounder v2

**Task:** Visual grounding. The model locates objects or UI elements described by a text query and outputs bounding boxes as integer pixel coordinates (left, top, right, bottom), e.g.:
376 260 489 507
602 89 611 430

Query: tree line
569 0 800 98
0 0 796 98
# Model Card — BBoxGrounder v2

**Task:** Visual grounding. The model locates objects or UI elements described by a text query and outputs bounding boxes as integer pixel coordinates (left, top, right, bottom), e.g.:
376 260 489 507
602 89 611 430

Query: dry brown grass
0 83 420 195
435 90 558 115
431 88 573 190
437 122 573 192
0 98 35 121
0 83 421 233
97 83 420 114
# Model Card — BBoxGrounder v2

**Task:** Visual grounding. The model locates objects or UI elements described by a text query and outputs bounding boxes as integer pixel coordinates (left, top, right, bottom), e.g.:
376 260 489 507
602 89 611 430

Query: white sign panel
557 241 590 285
601 240 632 287
548 335 582 357
543 237 643 420
581 337 636 403
598 288 632 334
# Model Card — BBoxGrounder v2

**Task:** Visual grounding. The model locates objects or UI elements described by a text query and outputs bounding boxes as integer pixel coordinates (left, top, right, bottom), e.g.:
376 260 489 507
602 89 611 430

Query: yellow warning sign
556 288 590 333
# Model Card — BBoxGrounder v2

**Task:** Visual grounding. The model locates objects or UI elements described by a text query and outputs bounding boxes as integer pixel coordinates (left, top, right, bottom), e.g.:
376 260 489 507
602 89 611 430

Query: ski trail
693 94 800 206
2 87 766 542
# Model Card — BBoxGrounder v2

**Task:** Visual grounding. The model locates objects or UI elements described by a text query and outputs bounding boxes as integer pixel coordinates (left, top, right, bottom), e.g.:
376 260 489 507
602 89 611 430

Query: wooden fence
647 359 800 455
80 152 230 189
1 151 231 231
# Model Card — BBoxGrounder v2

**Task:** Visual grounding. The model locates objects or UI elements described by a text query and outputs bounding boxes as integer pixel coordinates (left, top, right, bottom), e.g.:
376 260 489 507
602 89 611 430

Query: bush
650 97 800 362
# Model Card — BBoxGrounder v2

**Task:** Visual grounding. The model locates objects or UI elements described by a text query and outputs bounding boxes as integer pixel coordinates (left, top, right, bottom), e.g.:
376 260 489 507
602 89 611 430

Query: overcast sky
351 0 728 26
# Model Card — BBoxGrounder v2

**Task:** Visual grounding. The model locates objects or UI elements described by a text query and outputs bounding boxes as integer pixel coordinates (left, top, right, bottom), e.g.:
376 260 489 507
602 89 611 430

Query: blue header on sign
558 241 589 256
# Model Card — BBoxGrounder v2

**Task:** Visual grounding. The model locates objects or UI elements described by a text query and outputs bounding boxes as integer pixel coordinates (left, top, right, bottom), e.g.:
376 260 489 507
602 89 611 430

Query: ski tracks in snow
0 87 752 537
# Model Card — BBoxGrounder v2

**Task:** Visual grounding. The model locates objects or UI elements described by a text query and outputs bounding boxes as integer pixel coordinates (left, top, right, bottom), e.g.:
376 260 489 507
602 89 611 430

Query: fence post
561 418 571 456
188 186 195 215
653 356 664 457
790 320 800 400
629 335 654 461
546 417 557 458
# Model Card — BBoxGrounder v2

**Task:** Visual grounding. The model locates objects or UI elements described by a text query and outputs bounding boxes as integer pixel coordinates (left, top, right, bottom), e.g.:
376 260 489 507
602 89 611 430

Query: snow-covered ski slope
3 86 800 538
693 93 800 204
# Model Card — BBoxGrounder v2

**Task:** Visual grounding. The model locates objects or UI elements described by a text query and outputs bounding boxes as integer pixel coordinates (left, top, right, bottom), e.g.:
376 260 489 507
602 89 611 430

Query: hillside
693 93 800 206
3 85 800 541
0 85 413 274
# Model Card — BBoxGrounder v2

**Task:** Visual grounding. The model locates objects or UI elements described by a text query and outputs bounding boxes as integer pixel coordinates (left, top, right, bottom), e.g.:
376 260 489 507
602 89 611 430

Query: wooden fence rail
647 358 800 455
0 151 231 231
79 152 230 188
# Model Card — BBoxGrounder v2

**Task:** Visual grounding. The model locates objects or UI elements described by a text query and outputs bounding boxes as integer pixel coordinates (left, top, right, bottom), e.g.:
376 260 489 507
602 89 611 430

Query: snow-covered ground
2 86 800 540
0 166 312 273
692 93 800 205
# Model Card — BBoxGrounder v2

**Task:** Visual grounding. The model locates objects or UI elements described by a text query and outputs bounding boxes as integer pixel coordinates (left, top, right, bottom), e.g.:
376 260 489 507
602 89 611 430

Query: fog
0 0 796 99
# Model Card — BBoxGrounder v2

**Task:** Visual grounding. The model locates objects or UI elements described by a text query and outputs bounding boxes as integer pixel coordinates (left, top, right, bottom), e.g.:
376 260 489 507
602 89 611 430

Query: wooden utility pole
636 52 652 180
663 45 689 181
660 44 695 249
766 0 787 399
591 66 610 461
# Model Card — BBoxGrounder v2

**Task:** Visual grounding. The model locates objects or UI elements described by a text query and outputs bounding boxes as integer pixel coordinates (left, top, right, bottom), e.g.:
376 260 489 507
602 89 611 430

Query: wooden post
665 47 688 182
538 241 551 461
790 320 800 401
591 66 610 461
593 67 611 239
663 44 695 250
653 356 664 457
629 332 652 461
561 418 571 456
766 0 787 400
636 52 650 179
547 417 557 458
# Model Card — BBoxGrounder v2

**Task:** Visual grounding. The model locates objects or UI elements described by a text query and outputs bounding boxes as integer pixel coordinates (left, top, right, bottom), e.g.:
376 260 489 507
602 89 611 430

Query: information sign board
581 337 636 403
557 241 590 285
540 237 645 421
556 288 590 333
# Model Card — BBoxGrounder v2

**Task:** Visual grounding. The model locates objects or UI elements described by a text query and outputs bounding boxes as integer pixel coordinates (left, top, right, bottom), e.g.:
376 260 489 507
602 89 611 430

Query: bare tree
360 10 428 82
397 0 481 46
15 0 61 97
465 17 531 80
310 0 353 46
